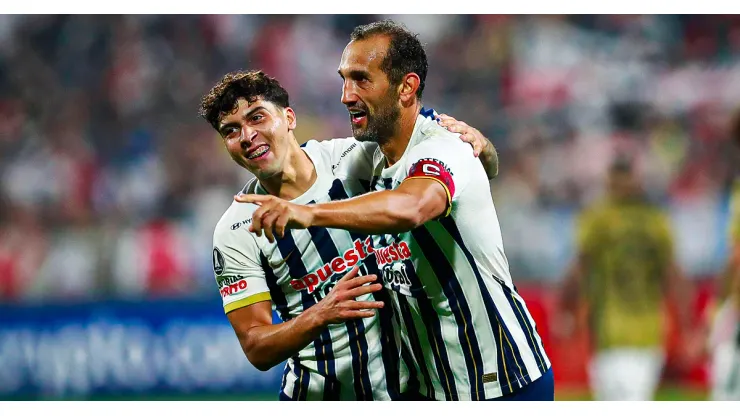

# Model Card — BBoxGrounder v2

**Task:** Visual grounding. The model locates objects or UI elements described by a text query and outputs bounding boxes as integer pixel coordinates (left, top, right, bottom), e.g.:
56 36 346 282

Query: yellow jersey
576 198 675 349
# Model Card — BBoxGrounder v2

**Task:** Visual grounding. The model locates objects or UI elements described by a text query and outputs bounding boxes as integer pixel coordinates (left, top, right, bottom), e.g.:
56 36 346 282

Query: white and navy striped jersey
368 108 551 400
212 138 406 400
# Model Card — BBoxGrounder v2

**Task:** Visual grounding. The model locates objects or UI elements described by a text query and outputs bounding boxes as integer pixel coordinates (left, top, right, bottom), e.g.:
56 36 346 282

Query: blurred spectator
0 15 738 302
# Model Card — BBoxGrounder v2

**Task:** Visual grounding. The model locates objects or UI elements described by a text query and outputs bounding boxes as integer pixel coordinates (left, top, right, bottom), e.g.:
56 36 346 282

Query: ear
398 73 421 104
285 106 297 130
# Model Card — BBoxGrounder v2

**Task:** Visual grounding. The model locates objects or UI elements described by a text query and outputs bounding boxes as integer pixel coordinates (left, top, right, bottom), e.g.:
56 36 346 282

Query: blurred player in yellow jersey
559 156 691 401
708 108 740 400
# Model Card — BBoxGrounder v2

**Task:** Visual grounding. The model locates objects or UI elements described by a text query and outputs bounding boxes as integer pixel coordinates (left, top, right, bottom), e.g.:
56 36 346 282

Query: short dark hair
199 70 290 130
350 20 428 99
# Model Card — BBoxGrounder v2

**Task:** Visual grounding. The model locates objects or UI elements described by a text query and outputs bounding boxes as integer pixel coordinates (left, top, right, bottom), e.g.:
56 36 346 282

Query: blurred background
0 14 739 400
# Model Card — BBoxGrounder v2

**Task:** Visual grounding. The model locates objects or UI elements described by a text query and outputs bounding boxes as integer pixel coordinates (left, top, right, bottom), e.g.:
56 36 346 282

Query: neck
380 102 422 167
259 138 317 200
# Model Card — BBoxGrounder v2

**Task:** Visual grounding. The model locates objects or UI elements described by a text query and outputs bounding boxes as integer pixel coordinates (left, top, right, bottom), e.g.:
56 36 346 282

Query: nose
239 126 257 150
341 79 357 107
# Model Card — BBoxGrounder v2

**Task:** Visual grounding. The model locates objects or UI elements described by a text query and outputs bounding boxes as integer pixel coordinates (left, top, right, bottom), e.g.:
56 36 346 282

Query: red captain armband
406 158 456 216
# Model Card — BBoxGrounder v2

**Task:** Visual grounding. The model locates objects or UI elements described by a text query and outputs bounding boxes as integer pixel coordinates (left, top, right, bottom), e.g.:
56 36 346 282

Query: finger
274 212 289 239
474 141 483 157
457 133 480 157
437 114 455 122
345 283 383 299
348 300 385 310
234 194 271 204
261 211 282 244
251 203 273 238
340 309 377 320
343 273 380 289
338 266 361 283
445 123 466 134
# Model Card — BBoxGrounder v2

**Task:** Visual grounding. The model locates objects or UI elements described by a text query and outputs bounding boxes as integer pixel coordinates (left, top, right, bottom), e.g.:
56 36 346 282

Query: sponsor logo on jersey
212 248 225 275
219 276 248 298
374 241 412 267
289 237 375 293
331 142 357 173
231 218 253 231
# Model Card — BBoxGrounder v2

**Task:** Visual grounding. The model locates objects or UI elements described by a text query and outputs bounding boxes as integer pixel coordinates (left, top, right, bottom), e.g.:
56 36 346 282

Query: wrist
306 204 323 228
296 304 326 333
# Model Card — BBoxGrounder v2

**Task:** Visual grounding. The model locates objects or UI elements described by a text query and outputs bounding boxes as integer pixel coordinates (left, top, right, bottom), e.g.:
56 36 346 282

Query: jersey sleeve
212 220 271 314
403 136 475 217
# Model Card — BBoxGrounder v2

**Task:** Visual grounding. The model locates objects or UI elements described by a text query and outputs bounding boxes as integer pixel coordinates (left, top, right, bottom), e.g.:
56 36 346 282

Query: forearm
240 311 325 371
479 139 499 179
311 187 439 234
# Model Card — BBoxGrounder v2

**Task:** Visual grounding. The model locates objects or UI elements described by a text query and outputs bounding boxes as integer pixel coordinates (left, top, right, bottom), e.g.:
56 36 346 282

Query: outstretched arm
238 177 448 242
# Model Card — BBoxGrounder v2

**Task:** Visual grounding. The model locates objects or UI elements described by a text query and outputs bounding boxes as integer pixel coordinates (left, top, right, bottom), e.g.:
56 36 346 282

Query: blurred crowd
1 15 739 302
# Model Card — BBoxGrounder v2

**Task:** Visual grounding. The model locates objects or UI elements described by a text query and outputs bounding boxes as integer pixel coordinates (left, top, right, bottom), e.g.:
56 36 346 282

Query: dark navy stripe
292 360 310 400
499 281 548 373
276 231 336 381
383 177 393 190
260 254 290 322
411 226 486 400
370 175 381 190
400 256 457 400
397 294 435 400
323 377 341 401
305 210 374 401
439 217 532 392
358 178 372 193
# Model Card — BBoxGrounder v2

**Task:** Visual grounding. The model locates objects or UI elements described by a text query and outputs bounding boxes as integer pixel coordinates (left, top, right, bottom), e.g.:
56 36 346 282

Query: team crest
213 248 225 275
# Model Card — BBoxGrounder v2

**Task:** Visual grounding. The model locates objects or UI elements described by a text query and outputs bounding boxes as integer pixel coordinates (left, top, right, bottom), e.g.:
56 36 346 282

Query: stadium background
0 14 738 400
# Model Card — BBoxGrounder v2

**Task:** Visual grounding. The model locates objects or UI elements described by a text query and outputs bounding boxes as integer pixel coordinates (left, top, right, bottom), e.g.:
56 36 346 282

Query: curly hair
199 70 290 130
350 20 428 99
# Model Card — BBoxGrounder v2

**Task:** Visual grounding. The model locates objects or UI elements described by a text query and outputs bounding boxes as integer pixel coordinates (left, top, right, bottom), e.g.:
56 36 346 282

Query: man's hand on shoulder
436 113 498 179
234 193 315 243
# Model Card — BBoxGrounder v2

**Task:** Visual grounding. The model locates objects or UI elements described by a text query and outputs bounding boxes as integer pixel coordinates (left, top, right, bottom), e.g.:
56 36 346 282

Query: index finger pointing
235 194 270 204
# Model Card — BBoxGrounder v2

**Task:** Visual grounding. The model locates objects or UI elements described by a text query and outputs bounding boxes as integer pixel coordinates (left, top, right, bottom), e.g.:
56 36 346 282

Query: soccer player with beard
200 69 498 400
237 20 552 401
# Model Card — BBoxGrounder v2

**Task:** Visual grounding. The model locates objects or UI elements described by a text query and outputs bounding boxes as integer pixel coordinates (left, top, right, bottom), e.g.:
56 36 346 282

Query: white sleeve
305 137 377 182
404 136 476 206
212 220 271 314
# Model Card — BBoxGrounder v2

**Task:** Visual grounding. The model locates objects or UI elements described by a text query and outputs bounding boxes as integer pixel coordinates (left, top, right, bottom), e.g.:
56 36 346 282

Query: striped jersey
368 108 551 400
212 138 405 400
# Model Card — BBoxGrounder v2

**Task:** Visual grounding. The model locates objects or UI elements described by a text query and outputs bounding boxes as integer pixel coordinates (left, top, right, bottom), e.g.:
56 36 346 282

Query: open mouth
247 144 270 160
348 109 367 125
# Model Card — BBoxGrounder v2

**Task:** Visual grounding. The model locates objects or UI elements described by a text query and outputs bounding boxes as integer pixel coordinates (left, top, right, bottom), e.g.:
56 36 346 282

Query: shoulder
304 137 376 160
410 119 472 161
213 188 261 249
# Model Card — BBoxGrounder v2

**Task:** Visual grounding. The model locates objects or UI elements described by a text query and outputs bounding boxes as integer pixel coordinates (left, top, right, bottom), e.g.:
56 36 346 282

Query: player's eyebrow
218 106 267 132
337 69 370 81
